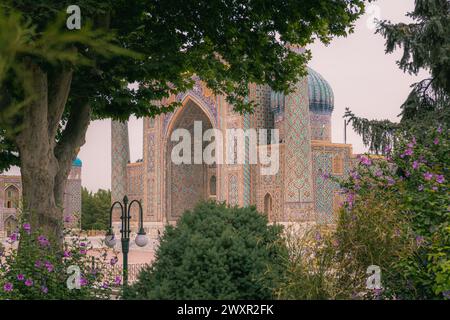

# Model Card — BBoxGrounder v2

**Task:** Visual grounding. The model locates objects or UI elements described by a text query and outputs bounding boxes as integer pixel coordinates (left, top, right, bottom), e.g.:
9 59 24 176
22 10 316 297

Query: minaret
111 120 130 216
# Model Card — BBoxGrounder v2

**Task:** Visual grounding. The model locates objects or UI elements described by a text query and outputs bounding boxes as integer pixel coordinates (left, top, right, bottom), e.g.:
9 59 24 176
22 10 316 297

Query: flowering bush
0 216 120 300
333 125 449 299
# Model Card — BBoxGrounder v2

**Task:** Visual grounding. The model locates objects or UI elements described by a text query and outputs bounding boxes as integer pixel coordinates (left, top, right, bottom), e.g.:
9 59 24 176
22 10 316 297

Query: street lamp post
105 195 148 286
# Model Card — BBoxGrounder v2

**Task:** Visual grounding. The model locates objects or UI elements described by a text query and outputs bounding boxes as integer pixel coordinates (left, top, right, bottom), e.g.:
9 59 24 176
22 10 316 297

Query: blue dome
72 158 82 167
307 67 334 114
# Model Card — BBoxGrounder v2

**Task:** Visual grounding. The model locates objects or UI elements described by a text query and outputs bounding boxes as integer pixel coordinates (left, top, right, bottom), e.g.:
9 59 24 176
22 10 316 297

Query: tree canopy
0 0 369 239
81 188 110 231
345 0 449 154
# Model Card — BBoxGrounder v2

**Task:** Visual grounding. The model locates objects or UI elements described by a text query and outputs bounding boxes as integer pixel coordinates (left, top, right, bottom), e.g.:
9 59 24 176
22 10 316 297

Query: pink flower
412 161 420 170
24 279 33 287
423 172 433 181
415 236 425 247
386 176 395 186
433 138 439 145
44 261 53 272
64 215 72 223
22 223 31 234
360 156 372 166
3 283 13 292
80 278 88 286
404 148 413 156
110 257 118 266
375 170 383 177
41 286 48 294
35 260 42 268
9 232 18 242
17 274 25 281
37 235 50 247
80 249 87 255
321 172 330 180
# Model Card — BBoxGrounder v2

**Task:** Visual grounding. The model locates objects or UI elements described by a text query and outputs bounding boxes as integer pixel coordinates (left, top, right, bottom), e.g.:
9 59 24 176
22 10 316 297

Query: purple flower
3 283 13 292
34 260 42 268
350 171 360 180
384 146 392 154
437 126 443 133
436 175 445 184
432 186 438 191
433 138 439 145
386 176 395 186
41 286 48 294
346 193 355 208
360 156 372 166
315 232 322 241
63 251 71 258
102 282 109 289
80 242 86 247
44 261 53 272
423 172 433 181
37 235 50 247
412 161 420 170
110 257 118 266
22 223 31 234
404 148 413 156
79 249 87 255
375 170 383 177
114 276 121 285
17 274 25 281
64 215 72 223
321 172 330 180
418 185 424 191
24 279 33 287
9 232 18 242
80 278 88 287
443 291 450 299
416 236 425 247
405 170 411 177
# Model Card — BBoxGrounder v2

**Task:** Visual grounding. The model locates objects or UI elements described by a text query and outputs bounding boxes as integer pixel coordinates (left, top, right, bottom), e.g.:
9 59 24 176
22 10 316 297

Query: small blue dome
307 67 334 114
72 158 82 167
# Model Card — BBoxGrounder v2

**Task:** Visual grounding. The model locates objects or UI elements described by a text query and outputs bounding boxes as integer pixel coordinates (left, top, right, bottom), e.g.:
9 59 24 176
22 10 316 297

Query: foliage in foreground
0 216 120 300
278 126 449 300
124 202 287 300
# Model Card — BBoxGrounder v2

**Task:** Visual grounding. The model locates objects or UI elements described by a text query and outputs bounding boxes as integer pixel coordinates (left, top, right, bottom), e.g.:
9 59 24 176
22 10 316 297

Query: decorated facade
111 66 358 240
0 159 82 238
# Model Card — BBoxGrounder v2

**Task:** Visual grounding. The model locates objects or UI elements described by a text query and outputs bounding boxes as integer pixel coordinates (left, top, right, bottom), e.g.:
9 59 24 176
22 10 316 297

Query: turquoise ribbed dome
72 158 82 167
307 67 334 114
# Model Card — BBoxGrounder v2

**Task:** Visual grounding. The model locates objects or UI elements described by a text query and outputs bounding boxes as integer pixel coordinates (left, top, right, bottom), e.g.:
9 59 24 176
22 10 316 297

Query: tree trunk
14 61 91 246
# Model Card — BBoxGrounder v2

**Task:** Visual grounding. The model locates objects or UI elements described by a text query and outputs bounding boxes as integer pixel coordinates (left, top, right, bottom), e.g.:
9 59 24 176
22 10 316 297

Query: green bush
124 201 287 299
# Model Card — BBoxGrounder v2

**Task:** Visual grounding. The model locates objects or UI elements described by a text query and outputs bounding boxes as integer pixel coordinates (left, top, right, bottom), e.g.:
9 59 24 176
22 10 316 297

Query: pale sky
7 0 428 192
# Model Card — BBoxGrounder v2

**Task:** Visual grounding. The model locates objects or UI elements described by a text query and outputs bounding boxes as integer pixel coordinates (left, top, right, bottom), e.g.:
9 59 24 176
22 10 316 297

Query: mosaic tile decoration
284 77 313 203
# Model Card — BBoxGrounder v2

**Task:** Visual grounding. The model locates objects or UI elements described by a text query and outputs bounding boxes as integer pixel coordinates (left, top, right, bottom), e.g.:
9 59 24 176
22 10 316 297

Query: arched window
5 185 19 209
5 216 18 237
209 175 217 196
264 193 273 219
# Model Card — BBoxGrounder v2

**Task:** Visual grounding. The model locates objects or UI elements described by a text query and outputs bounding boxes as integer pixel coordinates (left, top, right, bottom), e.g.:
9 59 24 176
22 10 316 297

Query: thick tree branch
47 69 73 141
54 100 91 204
